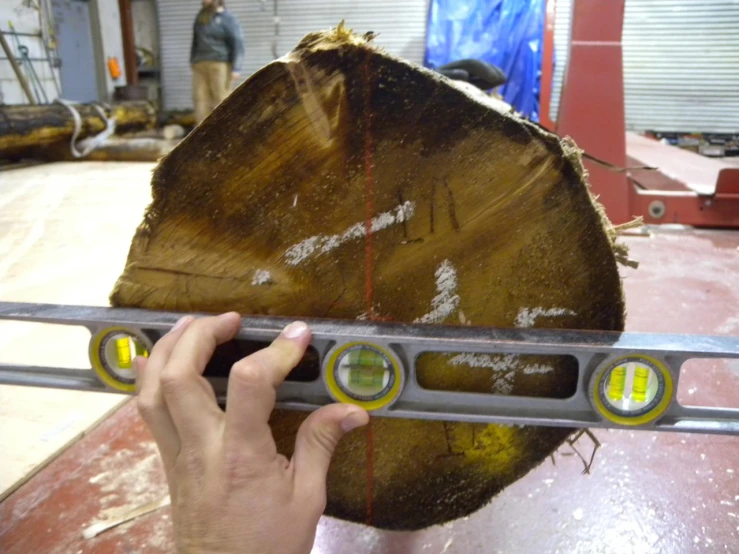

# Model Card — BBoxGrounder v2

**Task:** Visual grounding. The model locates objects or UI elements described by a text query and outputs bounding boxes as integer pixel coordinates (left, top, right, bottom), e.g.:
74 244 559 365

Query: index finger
159 312 241 445
224 321 311 450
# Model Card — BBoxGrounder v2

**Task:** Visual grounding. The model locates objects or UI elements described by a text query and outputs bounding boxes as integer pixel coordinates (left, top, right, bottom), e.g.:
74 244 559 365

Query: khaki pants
192 61 232 124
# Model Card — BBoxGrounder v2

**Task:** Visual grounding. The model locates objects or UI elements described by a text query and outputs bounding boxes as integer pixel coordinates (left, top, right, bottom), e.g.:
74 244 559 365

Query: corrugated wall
0 2 60 105
622 0 739 133
551 0 739 133
549 0 571 126
157 0 430 110
157 0 273 110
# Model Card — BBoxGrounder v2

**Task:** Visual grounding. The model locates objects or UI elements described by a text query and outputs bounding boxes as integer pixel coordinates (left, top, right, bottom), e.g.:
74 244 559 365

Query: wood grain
111 27 625 529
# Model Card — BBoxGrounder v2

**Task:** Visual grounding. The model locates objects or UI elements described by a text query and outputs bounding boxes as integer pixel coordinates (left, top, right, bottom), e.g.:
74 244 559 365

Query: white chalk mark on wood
283 201 415 266
414 259 460 324
448 353 520 394
523 364 554 375
251 269 273 286
449 353 517 371
494 373 515 395
449 353 553 375
449 353 553 391
515 307 576 328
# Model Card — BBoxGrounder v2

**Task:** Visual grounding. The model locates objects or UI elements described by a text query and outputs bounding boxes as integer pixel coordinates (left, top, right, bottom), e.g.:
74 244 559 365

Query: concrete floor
0 162 153 500
0 164 737 553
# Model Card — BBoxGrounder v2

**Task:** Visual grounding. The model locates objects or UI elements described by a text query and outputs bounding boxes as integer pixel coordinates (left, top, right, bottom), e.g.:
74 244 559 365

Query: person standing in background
190 0 245 124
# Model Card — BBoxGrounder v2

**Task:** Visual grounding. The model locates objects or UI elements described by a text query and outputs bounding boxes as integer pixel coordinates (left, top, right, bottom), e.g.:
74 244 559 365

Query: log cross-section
111 27 625 530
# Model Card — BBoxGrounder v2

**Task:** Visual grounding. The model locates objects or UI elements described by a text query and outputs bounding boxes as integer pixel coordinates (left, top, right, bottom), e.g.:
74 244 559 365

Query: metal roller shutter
157 0 430 110
549 0 571 125
157 0 273 109
274 0 429 64
622 0 739 133
550 0 739 134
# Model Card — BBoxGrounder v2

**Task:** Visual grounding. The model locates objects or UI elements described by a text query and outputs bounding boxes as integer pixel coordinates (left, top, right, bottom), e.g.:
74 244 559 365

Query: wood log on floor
0 101 156 159
41 137 179 162
111 26 629 530
159 110 195 131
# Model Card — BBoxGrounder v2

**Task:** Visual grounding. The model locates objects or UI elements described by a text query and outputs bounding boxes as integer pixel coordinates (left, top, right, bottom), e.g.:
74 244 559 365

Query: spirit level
0 302 736 435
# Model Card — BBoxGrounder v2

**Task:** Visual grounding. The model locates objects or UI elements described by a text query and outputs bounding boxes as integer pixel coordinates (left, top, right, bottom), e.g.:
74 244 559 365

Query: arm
224 13 245 74
190 21 198 65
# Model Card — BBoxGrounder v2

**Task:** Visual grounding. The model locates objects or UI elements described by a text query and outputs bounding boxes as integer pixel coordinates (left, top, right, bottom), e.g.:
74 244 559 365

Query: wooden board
111 27 626 530
0 162 154 500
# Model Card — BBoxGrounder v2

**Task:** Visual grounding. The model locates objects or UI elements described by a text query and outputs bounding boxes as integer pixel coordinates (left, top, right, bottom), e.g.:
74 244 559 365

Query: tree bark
111 26 627 530
0 101 156 159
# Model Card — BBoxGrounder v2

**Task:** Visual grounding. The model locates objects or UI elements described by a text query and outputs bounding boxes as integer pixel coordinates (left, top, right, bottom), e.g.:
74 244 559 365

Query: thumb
292 403 368 496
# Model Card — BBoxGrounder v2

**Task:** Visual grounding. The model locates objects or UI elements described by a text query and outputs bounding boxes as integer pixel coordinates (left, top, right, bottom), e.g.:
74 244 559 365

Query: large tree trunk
111 26 627 530
0 101 156 160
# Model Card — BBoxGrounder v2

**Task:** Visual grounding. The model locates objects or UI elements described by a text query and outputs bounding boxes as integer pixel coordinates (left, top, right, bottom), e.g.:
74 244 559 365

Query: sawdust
86 441 167 525
142 513 174 550
717 316 739 334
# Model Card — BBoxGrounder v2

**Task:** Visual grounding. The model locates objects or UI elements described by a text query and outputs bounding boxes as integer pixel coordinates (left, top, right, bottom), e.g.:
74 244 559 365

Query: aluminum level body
0 302 737 435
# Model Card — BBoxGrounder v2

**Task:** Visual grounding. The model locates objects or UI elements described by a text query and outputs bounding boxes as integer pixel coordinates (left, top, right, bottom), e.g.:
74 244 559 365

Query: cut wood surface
112 27 626 529
0 101 156 159
0 162 154 500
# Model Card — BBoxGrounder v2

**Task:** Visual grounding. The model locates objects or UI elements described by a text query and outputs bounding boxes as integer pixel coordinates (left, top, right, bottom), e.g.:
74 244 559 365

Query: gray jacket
190 9 245 73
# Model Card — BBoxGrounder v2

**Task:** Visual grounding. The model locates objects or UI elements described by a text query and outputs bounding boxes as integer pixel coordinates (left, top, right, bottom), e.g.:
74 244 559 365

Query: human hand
231 72 240 82
135 313 369 554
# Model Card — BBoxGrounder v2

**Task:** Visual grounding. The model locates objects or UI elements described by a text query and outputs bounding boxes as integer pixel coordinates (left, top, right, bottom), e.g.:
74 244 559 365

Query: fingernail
170 315 192 333
282 321 308 339
340 408 368 432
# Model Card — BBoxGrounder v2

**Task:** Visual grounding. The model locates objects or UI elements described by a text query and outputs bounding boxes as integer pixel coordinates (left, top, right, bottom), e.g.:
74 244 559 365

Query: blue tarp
425 0 545 121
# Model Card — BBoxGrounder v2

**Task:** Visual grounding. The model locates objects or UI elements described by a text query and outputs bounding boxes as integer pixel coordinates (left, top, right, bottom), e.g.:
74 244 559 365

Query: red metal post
118 0 138 86
555 0 631 225
538 0 557 131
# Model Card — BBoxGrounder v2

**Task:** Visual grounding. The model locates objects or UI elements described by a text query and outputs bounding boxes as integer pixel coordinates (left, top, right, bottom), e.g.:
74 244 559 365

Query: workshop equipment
107 56 122 80
8 22 48 104
1 302 736 436
539 0 739 228
0 27 35 104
